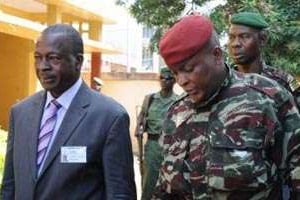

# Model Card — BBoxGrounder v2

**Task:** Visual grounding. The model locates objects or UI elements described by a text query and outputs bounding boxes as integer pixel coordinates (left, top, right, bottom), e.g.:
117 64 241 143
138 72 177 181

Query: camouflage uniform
234 63 300 110
261 64 300 110
152 66 300 200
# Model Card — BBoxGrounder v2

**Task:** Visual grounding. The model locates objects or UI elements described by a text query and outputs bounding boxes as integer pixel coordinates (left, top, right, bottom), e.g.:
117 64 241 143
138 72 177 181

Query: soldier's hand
135 132 143 137
134 126 144 137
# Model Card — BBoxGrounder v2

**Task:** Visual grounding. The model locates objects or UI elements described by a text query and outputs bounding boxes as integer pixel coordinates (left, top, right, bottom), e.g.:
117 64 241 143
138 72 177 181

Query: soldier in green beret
228 11 300 200
135 67 178 200
228 11 300 111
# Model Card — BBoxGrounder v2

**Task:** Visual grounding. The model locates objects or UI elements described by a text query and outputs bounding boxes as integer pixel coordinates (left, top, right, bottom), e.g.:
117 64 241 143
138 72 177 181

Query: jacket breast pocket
207 127 270 191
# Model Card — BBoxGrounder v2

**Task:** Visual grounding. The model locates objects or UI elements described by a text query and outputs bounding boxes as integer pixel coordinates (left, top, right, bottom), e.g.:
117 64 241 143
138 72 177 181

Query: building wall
0 33 35 129
100 78 183 154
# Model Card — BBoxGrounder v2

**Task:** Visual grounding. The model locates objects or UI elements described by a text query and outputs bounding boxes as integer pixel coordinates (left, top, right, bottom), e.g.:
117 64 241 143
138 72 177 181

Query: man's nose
36 57 51 70
176 73 188 87
230 37 241 47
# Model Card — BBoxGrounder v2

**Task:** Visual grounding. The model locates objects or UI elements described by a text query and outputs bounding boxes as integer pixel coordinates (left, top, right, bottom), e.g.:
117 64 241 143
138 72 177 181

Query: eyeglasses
160 76 174 81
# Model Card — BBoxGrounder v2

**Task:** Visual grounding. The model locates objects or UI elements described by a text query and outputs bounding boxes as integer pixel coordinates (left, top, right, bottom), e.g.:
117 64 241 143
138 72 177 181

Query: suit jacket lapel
38 83 90 177
27 91 46 181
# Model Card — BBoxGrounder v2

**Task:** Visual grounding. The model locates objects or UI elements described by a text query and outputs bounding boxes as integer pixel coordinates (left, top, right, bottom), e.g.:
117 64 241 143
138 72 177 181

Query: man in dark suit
0 24 136 200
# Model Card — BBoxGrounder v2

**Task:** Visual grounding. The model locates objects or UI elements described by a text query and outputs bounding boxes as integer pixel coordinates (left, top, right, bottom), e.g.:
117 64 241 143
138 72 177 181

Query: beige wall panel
100 80 183 154
0 33 35 129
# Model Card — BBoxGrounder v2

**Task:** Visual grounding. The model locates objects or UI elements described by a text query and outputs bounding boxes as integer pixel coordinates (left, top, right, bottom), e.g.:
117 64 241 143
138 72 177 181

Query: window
142 46 153 70
142 26 154 39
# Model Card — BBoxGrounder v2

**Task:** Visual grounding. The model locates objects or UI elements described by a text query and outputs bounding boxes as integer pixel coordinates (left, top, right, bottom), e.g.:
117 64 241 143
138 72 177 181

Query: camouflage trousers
141 139 163 200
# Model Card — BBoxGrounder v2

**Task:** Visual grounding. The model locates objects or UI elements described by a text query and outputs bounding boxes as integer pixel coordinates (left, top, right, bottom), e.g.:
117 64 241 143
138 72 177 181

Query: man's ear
213 46 223 65
75 53 84 71
259 30 268 47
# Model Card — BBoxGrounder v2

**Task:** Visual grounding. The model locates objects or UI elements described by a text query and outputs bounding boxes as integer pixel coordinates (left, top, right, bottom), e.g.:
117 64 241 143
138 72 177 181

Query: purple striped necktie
37 99 61 171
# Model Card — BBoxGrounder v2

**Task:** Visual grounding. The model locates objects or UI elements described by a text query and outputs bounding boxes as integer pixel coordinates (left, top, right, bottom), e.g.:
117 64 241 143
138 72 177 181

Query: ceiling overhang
0 12 44 40
36 0 116 24
84 38 122 54
0 0 121 54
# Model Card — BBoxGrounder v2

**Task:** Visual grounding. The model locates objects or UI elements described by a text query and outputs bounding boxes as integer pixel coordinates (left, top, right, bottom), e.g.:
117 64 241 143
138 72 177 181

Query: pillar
89 21 102 90
47 4 62 25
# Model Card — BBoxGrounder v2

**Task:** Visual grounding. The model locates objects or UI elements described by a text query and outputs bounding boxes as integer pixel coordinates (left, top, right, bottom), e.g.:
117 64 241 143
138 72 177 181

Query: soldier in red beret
153 14 300 199
228 12 300 111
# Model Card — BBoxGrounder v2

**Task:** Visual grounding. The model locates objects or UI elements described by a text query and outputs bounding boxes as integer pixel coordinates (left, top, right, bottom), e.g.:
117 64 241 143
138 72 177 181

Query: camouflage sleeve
152 106 193 200
152 133 192 199
278 92 300 195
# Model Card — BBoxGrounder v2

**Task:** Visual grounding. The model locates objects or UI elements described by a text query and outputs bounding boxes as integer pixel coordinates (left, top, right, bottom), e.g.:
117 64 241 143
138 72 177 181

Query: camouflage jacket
152 67 300 200
261 64 300 110
234 63 300 110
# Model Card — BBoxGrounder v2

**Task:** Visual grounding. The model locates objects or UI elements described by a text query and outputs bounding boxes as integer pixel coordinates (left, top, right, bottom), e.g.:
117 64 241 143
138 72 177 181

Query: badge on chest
61 146 87 163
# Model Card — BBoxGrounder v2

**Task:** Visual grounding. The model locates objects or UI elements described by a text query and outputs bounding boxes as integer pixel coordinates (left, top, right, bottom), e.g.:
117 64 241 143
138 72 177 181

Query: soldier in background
228 11 300 109
93 77 104 92
153 14 300 199
135 67 178 200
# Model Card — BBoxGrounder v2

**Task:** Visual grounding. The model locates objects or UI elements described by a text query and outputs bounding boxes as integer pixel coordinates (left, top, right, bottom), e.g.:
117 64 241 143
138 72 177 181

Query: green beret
160 67 173 76
230 12 269 29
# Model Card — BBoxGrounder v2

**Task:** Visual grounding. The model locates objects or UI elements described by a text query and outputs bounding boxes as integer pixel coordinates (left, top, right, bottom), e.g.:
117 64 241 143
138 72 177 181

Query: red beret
159 15 213 66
